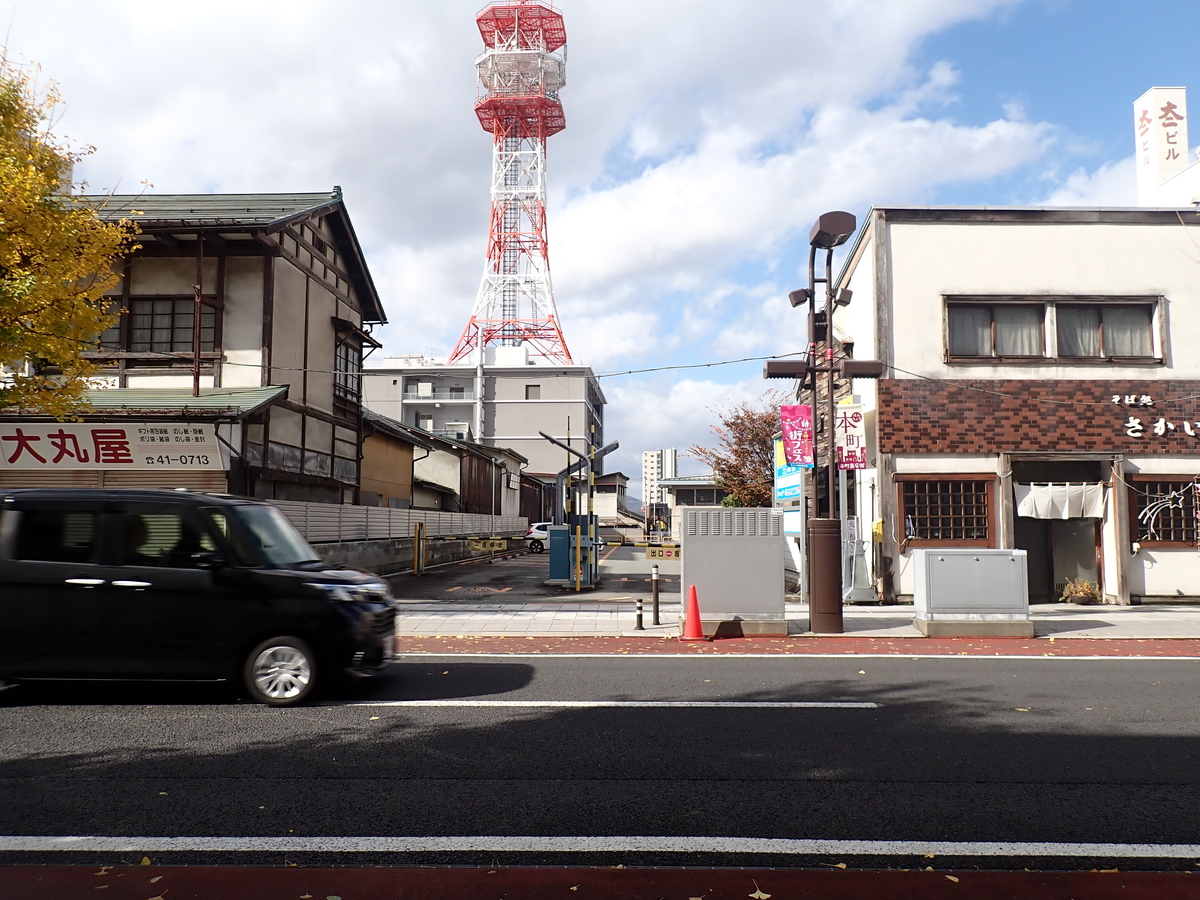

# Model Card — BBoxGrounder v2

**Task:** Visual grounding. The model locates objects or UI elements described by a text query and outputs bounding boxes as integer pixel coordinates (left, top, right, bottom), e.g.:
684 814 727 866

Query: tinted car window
15 510 99 563
115 511 217 568
202 509 257 567
228 505 320 567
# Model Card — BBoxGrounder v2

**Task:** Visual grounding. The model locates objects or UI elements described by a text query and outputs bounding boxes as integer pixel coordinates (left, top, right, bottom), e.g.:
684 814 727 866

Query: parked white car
526 522 550 553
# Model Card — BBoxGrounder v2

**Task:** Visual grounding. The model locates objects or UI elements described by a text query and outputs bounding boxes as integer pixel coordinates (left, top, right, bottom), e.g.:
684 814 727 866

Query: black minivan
0 489 396 706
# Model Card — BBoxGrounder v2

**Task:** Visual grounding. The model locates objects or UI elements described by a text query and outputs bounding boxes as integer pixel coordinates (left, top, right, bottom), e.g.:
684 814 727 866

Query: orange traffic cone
679 584 711 642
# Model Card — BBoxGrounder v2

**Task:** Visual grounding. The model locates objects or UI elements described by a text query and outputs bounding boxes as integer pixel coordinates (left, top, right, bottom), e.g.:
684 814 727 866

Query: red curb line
6 865 1200 900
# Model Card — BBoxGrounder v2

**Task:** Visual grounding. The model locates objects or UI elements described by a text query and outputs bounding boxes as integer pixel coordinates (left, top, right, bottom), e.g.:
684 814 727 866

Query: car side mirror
190 550 226 570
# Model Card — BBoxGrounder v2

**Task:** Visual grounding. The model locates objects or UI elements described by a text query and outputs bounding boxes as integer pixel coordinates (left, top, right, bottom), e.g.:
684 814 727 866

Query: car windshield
228 505 322 568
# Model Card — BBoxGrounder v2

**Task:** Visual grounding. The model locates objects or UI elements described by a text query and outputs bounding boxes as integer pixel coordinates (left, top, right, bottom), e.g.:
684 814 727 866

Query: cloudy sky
6 0 1200 497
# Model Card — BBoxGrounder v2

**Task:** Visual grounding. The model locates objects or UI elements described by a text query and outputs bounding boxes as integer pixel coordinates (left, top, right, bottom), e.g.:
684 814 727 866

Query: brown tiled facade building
833 208 1200 604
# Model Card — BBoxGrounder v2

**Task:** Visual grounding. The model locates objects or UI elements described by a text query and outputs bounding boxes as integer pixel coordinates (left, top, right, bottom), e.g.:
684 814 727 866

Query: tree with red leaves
689 393 784 508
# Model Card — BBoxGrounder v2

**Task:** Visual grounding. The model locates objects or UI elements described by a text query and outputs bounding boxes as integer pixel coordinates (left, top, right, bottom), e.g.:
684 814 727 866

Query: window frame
1128 475 1199 548
943 295 1163 366
93 294 223 363
895 473 996 549
945 300 1046 360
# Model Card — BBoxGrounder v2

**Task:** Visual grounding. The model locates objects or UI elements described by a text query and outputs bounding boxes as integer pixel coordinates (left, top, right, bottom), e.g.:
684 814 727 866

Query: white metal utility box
681 507 787 637
911 548 1033 637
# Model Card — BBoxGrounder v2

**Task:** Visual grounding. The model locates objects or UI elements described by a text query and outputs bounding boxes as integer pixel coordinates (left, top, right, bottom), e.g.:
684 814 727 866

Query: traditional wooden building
0 190 386 502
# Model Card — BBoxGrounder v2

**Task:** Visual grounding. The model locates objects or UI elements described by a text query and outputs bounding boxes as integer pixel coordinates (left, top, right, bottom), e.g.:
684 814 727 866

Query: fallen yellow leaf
749 879 771 899
1100 868 1120 873
140 857 151 866
924 852 936 859
945 875 959 882
369 716 380 721
858 670 865 675
149 876 162 883
833 863 847 869
1015 708 1031 712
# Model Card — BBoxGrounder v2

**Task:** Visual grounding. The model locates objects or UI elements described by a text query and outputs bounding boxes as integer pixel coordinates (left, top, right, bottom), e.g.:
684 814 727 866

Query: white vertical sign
1134 86 1190 202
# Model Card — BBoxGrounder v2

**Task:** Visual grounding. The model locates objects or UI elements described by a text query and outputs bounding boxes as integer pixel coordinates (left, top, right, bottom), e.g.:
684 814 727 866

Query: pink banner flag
779 405 814 467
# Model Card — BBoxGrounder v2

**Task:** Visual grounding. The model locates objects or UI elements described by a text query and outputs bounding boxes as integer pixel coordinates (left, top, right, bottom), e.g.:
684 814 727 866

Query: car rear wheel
243 636 316 706
529 539 544 553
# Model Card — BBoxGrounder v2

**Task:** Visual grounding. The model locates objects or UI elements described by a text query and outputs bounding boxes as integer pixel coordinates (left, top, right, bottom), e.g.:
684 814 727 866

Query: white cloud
601 375 770 496
0 0 1119 463
1038 157 1138 206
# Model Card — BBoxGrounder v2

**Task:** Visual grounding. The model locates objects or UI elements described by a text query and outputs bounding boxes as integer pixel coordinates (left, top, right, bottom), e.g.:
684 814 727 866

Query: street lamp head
787 288 811 308
763 358 808 380
809 211 857 250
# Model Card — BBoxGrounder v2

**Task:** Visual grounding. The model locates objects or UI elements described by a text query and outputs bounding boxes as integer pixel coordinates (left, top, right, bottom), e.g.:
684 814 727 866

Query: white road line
331 700 878 709
395 652 1200 661
2 836 1198 857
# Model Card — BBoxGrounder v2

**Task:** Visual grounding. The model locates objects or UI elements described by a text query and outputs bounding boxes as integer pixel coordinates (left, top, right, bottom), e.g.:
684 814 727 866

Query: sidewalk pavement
389 552 1200 655
397 598 1200 641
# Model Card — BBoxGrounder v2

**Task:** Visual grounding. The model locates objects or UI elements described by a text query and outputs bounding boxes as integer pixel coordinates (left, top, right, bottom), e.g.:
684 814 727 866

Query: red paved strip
396 634 1200 657
6 865 1200 899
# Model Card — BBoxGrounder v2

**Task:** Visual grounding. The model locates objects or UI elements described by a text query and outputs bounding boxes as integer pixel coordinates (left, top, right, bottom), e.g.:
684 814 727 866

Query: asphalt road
1 655 1199 870
386 544 681 603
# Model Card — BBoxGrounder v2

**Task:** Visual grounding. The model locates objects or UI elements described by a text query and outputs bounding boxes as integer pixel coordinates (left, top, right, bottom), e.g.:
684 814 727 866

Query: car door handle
65 578 106 587
112 580 152 589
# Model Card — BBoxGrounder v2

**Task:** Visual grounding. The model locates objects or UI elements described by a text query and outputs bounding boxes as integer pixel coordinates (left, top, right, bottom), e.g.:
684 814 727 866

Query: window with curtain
1058 304 1154 358
947 303 1044 358
947 297 1159 363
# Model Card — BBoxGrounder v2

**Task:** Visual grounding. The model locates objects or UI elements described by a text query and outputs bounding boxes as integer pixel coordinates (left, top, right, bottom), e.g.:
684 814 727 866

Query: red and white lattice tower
448 0 573 365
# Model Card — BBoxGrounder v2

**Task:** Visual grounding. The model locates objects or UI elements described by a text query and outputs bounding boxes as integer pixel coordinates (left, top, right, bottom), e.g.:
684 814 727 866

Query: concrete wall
414 446 461 497
222 257 265 387
318 535 525 577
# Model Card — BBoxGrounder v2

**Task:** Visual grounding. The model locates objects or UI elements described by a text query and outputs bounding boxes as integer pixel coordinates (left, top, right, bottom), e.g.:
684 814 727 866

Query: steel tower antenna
448 0 573 365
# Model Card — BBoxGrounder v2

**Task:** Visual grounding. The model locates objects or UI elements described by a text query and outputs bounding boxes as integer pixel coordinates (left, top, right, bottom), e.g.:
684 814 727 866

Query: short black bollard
651 564 660 625
635 597 644 630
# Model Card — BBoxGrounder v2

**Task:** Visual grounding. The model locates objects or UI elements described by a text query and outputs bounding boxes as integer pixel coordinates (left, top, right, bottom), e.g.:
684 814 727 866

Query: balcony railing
404 391 475 402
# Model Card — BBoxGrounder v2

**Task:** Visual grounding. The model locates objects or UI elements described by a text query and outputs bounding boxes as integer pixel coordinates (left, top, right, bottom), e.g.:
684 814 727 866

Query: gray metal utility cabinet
911 548 1033 637
681 507 786 637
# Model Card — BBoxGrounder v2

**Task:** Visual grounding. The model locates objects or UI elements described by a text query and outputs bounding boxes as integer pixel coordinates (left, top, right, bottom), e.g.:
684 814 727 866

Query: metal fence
269 500 527 545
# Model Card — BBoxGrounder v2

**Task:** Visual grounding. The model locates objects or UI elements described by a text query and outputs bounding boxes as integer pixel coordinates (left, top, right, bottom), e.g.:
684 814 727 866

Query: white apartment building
362 345 605 479
641 448 677 516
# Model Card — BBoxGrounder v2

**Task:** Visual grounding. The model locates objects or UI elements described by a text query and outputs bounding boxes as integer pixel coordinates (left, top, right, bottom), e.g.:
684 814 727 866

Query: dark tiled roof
82 191 342 230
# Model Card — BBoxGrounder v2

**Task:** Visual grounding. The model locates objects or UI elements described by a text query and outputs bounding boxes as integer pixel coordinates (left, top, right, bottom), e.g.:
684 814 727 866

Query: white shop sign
0 422 226 471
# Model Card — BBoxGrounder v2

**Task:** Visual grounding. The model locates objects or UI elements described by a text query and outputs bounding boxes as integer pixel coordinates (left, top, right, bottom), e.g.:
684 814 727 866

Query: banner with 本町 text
835 404 867 470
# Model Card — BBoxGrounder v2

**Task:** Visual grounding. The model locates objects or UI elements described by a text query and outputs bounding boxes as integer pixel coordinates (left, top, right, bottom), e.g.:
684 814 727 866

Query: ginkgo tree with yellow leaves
0 59 138 419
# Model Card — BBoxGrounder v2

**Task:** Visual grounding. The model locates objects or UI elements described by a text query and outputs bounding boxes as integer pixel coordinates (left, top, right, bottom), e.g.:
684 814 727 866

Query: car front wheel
243 636 317 706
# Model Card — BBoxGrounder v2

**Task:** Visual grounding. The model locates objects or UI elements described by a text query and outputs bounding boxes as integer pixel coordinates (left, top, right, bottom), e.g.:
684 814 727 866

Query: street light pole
774 211 858 633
